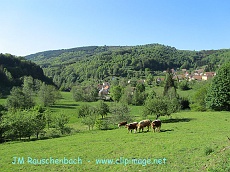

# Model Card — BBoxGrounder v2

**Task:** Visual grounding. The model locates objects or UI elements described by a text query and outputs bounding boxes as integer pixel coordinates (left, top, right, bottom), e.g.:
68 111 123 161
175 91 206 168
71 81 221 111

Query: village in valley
1 0 230 171
97 68 216 98
170 68 216 82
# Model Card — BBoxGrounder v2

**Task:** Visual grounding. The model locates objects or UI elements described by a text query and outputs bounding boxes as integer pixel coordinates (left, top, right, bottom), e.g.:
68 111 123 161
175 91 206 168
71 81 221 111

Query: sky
1 0 230 56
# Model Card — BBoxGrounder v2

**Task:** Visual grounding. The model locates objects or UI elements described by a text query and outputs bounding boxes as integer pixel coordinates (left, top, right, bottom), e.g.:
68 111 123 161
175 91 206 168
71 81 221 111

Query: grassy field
0 97 7 105
0 92 230 172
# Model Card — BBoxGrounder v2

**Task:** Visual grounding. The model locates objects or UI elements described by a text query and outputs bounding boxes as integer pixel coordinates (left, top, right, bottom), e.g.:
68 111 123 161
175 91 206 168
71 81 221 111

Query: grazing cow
118 121 127 128
137 119 151 132
125 122 138 133
151 119 161 132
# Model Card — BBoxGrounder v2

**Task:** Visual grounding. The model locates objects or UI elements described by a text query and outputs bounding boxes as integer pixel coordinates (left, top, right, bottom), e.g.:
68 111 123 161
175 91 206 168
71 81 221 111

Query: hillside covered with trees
25 44 230 90
0 53 53 95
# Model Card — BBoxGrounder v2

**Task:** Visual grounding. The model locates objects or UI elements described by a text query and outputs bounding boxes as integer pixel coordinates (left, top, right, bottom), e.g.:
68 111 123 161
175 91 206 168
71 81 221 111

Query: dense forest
0 53 53 95
25 44 230 90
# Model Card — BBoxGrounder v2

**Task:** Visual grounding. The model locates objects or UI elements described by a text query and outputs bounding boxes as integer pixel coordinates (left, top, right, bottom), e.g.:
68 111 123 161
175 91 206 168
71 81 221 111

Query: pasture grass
0 91 229 171
146 85 196 100
0 111 230 172
0 97 7 106
50 92 149 131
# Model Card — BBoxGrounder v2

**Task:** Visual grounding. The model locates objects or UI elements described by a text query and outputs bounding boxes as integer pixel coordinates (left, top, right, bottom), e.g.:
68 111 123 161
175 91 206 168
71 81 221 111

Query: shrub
179 97 190 110
96 119 113 130
179 80 190 90
205 147 214 155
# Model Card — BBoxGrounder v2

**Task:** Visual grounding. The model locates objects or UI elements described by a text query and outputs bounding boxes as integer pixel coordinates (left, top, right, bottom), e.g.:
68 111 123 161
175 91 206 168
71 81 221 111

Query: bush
61 127 72 135
179 97 190 110
190 81 210 111
78 105 97 130
72 85 98 102
179 80 190 90
205 147 214 155
54 113 69 134
45 128 61 138
96 119 113 130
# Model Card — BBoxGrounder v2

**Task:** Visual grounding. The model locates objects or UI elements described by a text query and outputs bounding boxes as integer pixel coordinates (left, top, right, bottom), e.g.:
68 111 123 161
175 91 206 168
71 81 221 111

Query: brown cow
151 119 161 132
125 122 138 133
137 119 151 132
118 121 127 128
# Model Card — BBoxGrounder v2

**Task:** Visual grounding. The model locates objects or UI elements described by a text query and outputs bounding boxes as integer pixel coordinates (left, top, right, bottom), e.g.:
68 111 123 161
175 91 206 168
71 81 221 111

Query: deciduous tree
78 105 97 130
6 87 34 110
97 100 109 119
143 95 180 119
206 62 230 111
54 113 70 134
38 83 61 107
109 103 132 123
110 85 122 102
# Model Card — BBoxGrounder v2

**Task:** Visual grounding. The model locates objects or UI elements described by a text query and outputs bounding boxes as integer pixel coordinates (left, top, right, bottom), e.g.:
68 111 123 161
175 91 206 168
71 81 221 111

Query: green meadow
0 92 230 172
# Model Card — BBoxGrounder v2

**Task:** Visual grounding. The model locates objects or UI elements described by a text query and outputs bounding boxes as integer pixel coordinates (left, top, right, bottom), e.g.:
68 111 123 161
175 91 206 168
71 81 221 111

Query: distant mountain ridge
25 46 132 67
26 46 100 61
24 44 230 90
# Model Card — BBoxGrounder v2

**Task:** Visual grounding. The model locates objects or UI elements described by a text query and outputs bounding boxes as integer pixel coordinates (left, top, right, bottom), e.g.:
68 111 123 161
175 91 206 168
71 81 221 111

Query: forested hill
25 46 128 67
25 44 230 90
0 53 53 94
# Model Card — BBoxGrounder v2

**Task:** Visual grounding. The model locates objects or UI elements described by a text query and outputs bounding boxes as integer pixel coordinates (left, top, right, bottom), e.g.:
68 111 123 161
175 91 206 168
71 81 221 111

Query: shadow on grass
0 96 7 99
137 131 151 133
160 129 174 132
62 103 79 106
162 118 195 123
0 137 61 143
137 129 174 133
101 128 117 131
51 103 79 109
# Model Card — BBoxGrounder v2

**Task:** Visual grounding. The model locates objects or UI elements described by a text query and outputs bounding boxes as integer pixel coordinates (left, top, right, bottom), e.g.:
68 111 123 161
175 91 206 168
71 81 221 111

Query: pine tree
163 69 176 96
